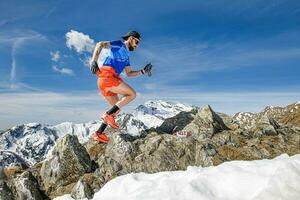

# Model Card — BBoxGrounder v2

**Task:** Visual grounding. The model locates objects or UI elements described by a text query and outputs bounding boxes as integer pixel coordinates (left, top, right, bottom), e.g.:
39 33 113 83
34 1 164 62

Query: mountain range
0 100 299 169
0 100 193 167
1 100 299 200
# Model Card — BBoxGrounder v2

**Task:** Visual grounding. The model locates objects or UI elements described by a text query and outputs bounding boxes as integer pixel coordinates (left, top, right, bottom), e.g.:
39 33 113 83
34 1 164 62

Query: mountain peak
135 100 192 116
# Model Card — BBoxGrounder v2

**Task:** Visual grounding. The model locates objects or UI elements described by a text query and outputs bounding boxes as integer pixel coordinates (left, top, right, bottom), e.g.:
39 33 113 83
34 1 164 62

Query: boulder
40 134 93 197
183 105 230 139
252 114 279 136
11 171 49 200
71 177 94 200
0 181 14 200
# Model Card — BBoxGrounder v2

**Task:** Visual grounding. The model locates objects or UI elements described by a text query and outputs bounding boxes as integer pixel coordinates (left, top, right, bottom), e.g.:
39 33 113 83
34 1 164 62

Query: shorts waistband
96 66 120 78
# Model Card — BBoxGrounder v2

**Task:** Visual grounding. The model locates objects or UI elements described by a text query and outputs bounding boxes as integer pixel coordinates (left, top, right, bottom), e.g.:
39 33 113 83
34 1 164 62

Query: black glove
90 61 99 74
143 63 152 77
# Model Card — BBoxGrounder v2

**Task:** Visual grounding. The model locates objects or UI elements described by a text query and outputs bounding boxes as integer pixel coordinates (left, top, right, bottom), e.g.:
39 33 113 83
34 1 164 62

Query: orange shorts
96 66 123 96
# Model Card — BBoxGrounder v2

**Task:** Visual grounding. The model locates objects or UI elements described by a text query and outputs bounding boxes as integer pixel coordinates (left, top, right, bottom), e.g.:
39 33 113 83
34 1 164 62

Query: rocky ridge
1 102 299 199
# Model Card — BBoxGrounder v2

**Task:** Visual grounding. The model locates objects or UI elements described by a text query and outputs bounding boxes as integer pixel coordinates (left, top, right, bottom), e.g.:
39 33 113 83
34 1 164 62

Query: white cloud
65 30 95 53
50 51 60 62
52 66 74 76
79 56 92 68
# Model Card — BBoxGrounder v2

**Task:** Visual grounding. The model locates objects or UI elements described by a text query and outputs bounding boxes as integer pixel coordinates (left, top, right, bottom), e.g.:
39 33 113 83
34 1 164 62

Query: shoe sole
102 114 119 129
91 133 109 143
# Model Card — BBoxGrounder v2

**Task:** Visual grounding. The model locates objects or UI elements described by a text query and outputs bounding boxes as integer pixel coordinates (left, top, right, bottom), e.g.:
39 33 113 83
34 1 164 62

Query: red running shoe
91 132 109 143
102 113 119 129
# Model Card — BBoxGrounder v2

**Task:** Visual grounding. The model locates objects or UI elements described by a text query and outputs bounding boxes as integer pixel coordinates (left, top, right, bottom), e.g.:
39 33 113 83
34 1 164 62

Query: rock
0 180 14 200
40 134 93 197
135 133 197 172
80 173 105 194
85 140 106 161
96 155 123 181
71 177 94 200
183 105 229 139
217 112 240 130
156 110 197 134
215 145 263 161
11 171 49 200
27 162 43 192
252 115 279 136
211 130 231 146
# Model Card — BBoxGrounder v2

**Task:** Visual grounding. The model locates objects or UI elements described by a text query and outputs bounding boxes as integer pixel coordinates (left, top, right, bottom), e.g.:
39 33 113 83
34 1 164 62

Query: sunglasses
133 37 140 45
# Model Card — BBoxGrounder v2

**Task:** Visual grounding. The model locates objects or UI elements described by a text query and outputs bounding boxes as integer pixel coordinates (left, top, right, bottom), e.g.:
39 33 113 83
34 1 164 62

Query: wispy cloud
52 66 74 76
6 30 47 89
50 51 60 62
134 30 300 86
0 91 106 130
65 30 95 53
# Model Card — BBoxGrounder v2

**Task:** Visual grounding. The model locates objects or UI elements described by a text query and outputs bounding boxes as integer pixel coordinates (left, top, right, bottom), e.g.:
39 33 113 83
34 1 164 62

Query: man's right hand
90 61 99 74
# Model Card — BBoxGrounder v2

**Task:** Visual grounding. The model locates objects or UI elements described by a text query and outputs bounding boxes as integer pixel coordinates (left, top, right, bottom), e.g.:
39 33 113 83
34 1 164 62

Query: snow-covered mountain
2 100 298 169
117 100 194 135
0 100 193 167
233 101 300 129
0 123 58 166
232 112 256 129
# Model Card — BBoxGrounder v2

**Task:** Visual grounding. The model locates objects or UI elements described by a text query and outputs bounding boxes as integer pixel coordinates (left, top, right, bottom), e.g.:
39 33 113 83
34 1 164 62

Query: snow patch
54 153 300 200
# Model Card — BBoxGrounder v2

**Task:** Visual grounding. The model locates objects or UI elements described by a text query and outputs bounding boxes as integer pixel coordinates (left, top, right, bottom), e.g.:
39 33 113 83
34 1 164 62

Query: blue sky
0 0 300 129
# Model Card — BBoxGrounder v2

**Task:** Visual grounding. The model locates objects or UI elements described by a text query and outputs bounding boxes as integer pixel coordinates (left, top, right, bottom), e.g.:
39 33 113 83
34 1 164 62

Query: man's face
128 36 140 51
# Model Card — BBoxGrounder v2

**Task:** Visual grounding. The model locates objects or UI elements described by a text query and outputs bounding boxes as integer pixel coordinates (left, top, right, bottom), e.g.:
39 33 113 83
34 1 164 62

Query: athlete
90 31 152 143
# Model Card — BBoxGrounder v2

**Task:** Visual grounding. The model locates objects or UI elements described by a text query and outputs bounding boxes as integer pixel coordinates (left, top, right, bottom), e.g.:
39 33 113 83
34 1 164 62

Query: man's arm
91 41 111 62
124 66 144 77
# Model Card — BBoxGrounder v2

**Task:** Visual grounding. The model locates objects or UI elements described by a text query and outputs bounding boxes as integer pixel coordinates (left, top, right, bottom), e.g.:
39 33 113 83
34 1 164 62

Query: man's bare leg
104 95 121 116
100 82 136 129
94 95 120 139
107 82 136 109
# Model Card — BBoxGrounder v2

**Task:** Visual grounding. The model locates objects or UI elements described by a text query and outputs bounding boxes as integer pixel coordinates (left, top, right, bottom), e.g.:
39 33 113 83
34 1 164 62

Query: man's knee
129 90 136 99
125 89 136 100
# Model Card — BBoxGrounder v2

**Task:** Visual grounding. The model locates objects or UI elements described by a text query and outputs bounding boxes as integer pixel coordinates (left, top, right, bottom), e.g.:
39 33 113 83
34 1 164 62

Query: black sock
97 123 107 133
106 105 120 115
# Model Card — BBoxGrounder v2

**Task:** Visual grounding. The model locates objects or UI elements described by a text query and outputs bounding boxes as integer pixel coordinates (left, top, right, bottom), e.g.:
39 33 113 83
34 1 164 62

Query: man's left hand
143 63 152 77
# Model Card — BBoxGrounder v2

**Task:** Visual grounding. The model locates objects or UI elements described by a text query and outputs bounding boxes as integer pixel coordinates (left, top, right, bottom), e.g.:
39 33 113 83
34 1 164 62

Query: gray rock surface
40 134 93 197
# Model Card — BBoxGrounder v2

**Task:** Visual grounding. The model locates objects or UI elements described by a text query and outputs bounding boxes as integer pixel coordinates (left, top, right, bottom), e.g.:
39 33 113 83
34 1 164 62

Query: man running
90 31 152 143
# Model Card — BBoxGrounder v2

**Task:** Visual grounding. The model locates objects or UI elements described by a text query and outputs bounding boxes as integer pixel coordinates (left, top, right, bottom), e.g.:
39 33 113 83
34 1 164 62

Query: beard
128 43 135 51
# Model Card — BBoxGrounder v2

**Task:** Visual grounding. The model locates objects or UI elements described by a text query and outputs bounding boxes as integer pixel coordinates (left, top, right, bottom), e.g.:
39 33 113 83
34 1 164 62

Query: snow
52 121 99 143
54 153 300 200
120 100 193 136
